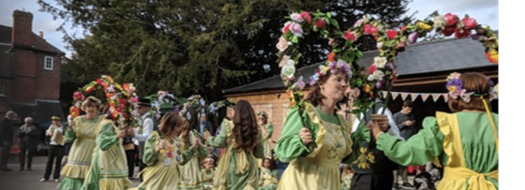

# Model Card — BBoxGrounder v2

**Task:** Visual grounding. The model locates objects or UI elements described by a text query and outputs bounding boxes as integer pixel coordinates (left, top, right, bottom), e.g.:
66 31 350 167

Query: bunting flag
421 94 431 102
443 94 449 102
401 93 410 101
432 94 441 102
410 94 419 101
392 92 400 100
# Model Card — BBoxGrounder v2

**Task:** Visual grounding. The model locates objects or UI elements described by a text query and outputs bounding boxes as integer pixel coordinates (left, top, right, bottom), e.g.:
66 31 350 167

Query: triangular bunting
392 92 399 101
382 91 388 98
444 94 449 102
401 93 410 101
410 93 419 101
432 94 441 102
421 94 431 102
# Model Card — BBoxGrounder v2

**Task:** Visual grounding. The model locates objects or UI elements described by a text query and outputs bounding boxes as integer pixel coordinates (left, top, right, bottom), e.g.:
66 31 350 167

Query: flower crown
445 72 498 103
309 59 352 86
82 96 102 107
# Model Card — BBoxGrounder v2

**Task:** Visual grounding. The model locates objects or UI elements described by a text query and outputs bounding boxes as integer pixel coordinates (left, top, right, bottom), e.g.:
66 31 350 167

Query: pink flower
408 32 418 44
291 13 303 23
279 55 290 67
364 24 378 34
289 23 303 37
386 30 398 39
315 18 326 28
353 19 364 28
329 61 338 74
444 13 458 26
300 12 312 24
291 76 305 91
328 38 334 45
396 42 405 49
282 22 291 34
461 17 477 30
276 37 288 52
345 30 356 41
441 26 455 36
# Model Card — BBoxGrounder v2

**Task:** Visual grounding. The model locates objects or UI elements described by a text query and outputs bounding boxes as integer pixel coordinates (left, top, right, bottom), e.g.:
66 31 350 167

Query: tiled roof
225 34 498 94
0 25 64 54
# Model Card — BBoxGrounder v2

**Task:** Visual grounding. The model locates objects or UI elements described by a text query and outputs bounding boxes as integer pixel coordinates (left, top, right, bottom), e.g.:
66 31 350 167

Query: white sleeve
378 108 405 140
46 125 54 133
135 118 154 142
352 113 363 132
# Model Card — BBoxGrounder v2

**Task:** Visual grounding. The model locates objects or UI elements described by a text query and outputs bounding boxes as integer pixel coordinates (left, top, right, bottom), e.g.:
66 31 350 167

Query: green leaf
356 79 363 87
325 18 330 25
330 19 339 28
356 51 363 58
327 12 332 18
292 35 299 43
333 48 341 53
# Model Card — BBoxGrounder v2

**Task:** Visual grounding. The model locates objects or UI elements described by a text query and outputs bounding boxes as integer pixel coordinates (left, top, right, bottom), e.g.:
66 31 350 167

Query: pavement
1 155 417 190
0 156 141 190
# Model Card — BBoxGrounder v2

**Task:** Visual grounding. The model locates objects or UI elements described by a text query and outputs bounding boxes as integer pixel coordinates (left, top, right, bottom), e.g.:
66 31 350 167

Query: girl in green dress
81 114 133 190
205 100 264 190
131 112 201 190
274 69 354 190
259 158 278 190
368 72 498 190
257 112 274 160
59 97 105 190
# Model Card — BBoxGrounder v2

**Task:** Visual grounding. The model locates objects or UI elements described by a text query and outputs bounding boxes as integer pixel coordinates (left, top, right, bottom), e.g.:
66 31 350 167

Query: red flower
461 17 477 30
123 84 129 91
441 27 456 36
370 92 374 99
106 93 113 98
328 52 335 62
283 23 291 34
444 13 458 26
315 18 326 28
96 78 102 85
119 98 127 105
454 27 471 38
289 102 295 106
300 12 312 24
386 30 398 40
345 30 356 41
369 64 377 74
374 33 378 40
401 26 407 31
85 86 94 93
364 24 378 34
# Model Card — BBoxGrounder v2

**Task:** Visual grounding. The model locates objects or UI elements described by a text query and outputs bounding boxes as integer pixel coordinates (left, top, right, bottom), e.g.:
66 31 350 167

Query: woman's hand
367 121 384 141
158 139 167 150
370 114 389 132
116 130 127 138
126 128 135 137
193 138 201 148
203 131 211 141
46 131 53 137
299 128 312 146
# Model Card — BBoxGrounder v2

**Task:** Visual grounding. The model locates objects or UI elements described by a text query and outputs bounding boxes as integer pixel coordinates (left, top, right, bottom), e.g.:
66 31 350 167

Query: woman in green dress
59 97 105 190
257 112 274 160
81 114 133 190
131 112 201 190
274 67 354 190
204 100 264 190
368 72 498 190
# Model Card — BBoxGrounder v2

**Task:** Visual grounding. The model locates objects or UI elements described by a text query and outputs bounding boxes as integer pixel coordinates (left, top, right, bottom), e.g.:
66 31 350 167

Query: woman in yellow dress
257 112 274 160
259 157 279 190
201 157 215 190
58 97 105 190
274 67 354 190
132 112 201 190
204 100 264 190
81 113 133 190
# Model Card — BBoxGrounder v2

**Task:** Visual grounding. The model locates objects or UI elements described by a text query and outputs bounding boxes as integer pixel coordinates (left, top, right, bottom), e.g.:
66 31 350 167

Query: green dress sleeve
265 123 274 140
271 170 278 178
207 122 228 148
180 143 197 166
274 109 318 163
66 117 81 142
342 122 371 164
189 134 208 159
376 116 445 166
95 122 118 151
142 133 159 166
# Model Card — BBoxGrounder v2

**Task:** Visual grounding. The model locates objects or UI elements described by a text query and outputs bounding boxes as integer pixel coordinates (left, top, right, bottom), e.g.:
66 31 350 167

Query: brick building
0 10 65 127
224 34 498 148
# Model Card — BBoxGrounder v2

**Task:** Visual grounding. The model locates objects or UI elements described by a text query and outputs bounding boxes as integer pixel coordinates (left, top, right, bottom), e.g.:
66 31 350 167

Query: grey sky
0 0 499 59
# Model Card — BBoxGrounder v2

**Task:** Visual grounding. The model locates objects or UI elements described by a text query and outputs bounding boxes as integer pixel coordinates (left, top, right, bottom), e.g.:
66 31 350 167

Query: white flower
290 13 303 23
377 42 383 50
373 56 387 68
372 70 385 80
433 15 446 29
280 61 296 79
367 74 375 81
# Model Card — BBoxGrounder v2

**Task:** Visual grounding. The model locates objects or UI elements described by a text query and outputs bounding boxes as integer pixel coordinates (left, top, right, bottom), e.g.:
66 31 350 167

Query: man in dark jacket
18 117 39 171
0 111 17 171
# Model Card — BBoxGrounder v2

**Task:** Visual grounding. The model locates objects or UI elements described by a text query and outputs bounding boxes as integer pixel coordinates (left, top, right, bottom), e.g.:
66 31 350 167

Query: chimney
12 10 33 46
39 31 43 39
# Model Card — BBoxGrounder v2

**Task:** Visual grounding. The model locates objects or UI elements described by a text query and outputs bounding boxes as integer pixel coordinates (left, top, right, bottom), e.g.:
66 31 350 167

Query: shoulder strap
436 112 466 167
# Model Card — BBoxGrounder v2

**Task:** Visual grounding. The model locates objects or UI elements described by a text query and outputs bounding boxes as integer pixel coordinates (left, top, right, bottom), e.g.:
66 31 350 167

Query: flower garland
445 72 498 103
70 75 138 127
276 11 499 116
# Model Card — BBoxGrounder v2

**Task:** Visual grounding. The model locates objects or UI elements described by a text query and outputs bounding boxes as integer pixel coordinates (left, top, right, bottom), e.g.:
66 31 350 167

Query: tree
39 0 414 102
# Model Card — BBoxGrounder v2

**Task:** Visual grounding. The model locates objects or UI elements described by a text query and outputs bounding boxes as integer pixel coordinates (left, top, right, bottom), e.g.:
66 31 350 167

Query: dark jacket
0 118 14 144
18 125 39 147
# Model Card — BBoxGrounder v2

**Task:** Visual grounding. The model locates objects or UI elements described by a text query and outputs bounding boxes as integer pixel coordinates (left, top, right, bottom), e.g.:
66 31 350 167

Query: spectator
19 117 39 171
41 116 66 182
392 100 416 188
0 111 17 171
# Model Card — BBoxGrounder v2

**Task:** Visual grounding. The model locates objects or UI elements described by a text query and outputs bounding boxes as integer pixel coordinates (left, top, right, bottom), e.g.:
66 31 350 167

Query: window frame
44 56 54 70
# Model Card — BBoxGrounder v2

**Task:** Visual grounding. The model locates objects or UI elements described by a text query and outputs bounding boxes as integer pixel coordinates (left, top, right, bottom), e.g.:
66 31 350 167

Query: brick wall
36 53 61 99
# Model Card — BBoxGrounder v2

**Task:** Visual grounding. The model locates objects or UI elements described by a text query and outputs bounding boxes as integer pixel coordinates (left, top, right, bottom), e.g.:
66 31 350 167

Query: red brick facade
0 10 64 121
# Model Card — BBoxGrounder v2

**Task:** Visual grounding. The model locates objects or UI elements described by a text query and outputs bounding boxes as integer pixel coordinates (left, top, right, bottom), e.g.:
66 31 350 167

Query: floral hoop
70 75 138 126
276 11 498 115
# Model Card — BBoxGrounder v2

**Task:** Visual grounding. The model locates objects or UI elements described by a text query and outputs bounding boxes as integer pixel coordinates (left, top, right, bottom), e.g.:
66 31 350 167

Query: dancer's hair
232 100 259 152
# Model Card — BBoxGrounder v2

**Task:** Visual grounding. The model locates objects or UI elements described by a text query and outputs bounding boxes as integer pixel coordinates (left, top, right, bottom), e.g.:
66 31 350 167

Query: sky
0 0 499 58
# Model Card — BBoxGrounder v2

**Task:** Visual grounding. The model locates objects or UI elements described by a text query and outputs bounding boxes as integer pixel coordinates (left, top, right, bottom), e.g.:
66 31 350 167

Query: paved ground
1 155 416 190
0 156 141 190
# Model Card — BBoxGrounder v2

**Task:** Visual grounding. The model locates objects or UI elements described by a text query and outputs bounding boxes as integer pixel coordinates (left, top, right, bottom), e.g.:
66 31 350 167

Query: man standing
19 117 39 171
41 116 66 182
0 111 16 171
392 100 416 189
133 97 154 181
199 114 214 139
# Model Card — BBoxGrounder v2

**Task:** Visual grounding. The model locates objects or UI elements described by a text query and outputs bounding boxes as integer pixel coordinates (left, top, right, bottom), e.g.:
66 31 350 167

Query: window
0 83 4 96
44 56 53 70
